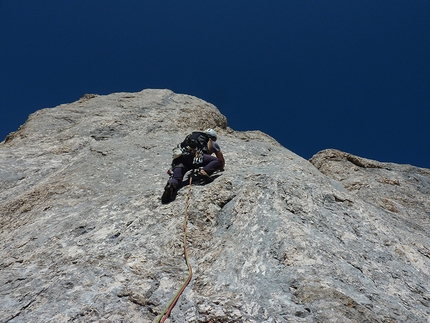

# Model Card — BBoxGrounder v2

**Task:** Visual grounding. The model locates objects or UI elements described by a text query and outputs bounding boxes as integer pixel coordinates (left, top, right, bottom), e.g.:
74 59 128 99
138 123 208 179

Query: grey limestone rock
1 89 429 322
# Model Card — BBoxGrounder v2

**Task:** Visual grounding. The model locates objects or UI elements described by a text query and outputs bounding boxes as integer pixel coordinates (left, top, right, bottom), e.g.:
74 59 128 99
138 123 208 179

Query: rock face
1 89 430 322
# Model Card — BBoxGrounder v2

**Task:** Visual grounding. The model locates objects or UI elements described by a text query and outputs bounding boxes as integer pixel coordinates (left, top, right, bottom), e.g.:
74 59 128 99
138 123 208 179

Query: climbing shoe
161 183 176 204
196 169 213 184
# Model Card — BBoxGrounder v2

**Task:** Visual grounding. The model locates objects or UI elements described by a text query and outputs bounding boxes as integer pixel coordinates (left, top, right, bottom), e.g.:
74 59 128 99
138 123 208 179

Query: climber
161 128 225 204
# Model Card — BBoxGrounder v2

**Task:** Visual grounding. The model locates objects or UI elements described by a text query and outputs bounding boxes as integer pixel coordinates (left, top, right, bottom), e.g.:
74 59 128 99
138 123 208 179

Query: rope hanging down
157 175 194 322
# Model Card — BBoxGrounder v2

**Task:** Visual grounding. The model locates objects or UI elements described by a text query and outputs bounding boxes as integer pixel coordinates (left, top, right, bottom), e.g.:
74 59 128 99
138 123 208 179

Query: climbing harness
157 175 194 322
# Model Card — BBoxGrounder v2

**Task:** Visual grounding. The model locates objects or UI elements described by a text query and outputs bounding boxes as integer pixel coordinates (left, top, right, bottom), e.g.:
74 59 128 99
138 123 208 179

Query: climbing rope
157 175 194 322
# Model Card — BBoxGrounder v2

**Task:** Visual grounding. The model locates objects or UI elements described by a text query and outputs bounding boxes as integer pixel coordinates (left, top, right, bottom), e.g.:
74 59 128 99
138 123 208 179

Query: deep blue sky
1 1 429 168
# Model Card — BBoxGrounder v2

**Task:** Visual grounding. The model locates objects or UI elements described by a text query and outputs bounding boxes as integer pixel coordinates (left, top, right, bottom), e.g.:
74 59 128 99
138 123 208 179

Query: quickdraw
193 149 204 164
157 175 194 322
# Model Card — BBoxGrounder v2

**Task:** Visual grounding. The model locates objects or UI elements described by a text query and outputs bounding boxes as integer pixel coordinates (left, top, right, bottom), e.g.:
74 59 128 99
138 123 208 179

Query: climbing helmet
204 128 217 141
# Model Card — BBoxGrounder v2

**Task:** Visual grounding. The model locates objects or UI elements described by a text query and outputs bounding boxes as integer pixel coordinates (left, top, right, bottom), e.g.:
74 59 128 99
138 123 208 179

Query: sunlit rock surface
1 89 429 322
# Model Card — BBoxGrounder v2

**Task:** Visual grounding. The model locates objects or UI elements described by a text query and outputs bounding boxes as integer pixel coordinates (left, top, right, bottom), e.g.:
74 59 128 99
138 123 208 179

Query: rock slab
1 89 430 322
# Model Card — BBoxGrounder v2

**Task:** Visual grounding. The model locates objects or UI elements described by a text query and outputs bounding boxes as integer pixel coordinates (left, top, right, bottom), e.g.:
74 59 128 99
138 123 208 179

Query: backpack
180 131 210 153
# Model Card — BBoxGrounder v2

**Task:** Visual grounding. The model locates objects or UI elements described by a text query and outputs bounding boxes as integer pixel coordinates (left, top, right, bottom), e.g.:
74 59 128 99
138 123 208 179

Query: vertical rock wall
1 89 429 322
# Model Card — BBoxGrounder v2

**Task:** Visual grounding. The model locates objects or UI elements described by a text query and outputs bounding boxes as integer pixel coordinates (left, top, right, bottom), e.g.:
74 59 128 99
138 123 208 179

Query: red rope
157 176 193 322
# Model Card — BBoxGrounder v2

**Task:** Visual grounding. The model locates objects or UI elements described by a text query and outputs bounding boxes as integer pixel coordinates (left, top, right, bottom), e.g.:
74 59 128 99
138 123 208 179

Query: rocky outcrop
310 149 430 222
1 89 429 322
